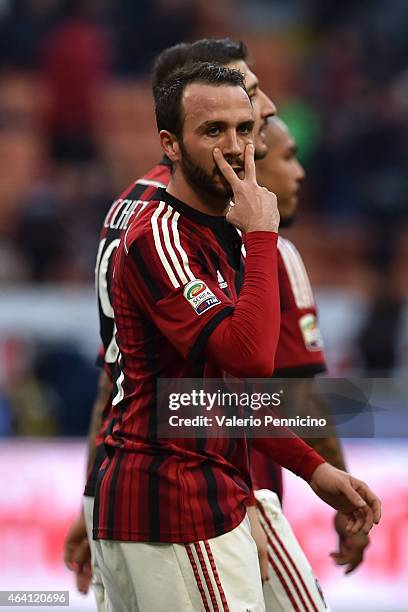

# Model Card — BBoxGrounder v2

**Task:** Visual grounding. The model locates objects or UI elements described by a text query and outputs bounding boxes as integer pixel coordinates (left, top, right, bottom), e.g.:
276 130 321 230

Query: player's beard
279 213 297 228
179 139 238 200
279 196 299 228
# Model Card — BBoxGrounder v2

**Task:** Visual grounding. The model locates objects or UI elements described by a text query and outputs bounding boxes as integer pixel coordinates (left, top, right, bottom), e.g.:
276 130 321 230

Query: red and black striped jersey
93 187 254 542
95 158 172 379
86 162 327 503
250 236 326 498
274 236 326 376
84 159 172 496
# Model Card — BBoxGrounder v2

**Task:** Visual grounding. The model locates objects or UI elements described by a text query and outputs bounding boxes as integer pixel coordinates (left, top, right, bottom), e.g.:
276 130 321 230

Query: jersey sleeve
117 225 234 361
252 435 325 482
274 238 326 376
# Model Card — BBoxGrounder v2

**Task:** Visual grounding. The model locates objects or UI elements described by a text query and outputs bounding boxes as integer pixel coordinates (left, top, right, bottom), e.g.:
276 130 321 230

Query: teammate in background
64 40 378 610
251 116 371 611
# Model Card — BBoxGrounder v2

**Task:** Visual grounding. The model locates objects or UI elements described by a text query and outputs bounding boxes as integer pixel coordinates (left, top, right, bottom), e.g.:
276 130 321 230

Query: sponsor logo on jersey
299 313 324 351
183 279 220 315
216 270 228 289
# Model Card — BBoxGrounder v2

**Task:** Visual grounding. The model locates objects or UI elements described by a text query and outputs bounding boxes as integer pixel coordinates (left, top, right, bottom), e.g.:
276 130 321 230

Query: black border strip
189 306 234 363
158 188 228 228
273 363 327 378
130 242 163 302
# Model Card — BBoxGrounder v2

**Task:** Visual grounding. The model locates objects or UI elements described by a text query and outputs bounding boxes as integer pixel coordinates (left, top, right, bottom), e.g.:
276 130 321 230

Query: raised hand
213 143 280 234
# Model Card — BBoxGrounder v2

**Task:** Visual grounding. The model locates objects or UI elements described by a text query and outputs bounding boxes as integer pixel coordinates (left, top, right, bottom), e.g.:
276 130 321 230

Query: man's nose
222 131 242 158
296 160 306 181
258 89 276 119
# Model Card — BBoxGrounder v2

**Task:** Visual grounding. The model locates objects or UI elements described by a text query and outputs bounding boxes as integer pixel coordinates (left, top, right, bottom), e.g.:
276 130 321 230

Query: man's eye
207 127 220 136
239 125 252 134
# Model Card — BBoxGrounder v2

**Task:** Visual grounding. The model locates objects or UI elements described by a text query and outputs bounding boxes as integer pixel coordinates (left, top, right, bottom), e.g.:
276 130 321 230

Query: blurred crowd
0 0 407 286
0 0 407 435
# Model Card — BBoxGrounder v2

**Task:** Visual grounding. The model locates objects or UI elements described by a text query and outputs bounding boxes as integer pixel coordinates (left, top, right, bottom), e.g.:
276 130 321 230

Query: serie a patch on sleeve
183 279 221 315
298 313 324 351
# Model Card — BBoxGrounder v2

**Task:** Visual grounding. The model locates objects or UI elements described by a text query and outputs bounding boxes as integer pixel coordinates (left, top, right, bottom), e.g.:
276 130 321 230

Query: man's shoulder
278 235 302 259
122 194 164 250
137 158 171 188
277 235 309 272
277 235 315 309
122 161 171 199
123 189 198 255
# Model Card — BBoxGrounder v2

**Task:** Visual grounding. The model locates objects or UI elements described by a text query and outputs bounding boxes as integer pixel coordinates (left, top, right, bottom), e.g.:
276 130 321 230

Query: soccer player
64 38 277 608
90 62 379 611
63 39 377 610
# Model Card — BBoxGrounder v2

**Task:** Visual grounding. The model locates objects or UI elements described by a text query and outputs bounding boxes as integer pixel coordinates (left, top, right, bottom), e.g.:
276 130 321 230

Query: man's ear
160 130 180 162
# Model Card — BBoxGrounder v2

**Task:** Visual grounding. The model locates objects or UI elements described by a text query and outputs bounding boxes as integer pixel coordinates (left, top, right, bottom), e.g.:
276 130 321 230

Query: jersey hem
93 507 246 544
273 363 326 378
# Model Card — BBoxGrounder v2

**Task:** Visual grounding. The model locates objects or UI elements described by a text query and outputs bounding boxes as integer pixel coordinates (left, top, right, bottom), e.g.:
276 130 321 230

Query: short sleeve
275 238 326 376
274 306 326 375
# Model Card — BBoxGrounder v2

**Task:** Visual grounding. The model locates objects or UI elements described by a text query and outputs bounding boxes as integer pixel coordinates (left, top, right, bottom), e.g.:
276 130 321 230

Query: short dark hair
152 38 248 96
155 62 246 138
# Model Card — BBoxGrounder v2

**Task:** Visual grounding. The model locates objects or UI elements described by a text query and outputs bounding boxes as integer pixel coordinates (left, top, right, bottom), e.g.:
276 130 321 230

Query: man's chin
196 179 233 201
212 176 234 199
279 199 299 227
214 186 234 199
279 213 297 228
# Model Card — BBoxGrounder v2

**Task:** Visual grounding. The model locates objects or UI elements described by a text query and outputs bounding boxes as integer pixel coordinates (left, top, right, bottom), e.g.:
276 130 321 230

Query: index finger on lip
244 143 256 182
213 148 240 187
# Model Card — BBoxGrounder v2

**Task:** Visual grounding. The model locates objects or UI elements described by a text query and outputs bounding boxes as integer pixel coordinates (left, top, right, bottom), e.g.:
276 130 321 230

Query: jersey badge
183 279 221 315
299 313 324 351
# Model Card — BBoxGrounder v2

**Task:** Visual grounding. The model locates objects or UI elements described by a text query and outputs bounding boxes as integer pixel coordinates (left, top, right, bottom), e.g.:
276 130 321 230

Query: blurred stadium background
0 1 407 610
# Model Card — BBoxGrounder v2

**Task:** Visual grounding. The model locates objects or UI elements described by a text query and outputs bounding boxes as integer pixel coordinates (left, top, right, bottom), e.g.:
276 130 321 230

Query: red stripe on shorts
258 502 319 612
204 540 230 612
267 551 301 612
194 542 219 611
185 543 211 612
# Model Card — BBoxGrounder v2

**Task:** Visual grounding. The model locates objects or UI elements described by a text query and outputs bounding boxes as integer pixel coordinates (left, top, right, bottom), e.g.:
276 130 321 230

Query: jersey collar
154 187 231 230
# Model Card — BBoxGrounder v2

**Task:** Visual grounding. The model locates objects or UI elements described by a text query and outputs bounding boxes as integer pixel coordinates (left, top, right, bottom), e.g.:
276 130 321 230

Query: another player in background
64 159 172 609
251 116 371 611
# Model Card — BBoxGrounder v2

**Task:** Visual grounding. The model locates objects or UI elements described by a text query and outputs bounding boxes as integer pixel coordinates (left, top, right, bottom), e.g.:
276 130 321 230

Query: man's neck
166 170 228 217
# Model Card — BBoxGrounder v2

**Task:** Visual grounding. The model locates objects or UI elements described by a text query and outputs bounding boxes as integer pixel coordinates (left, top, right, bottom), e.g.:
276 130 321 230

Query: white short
83 495 105 612
255 489 329 612
93 514 265 612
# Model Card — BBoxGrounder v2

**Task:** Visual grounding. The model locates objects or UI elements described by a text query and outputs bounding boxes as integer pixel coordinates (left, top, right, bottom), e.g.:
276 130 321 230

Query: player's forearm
301 436 346 471
86 369 112 474
207 232 280 377
253 434 325 482
284 378 347 471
